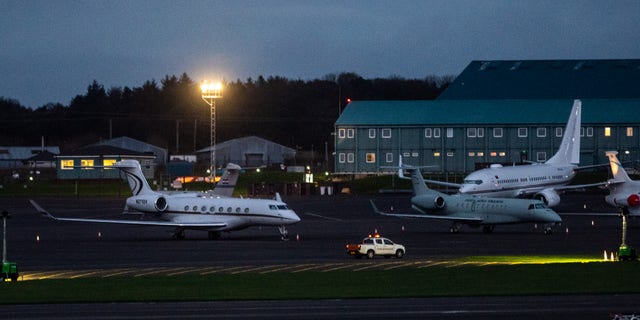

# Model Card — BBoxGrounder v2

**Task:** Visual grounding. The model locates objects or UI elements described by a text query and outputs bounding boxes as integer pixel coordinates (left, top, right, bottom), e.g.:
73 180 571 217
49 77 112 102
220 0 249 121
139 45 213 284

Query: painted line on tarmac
321 263 353 272
230 265 283 274
303 212 343 222
352 261 397 271
69 269 106 279
198 266 225 275
260 264 314 274
102 268 139 278
291 264 328 273
384 261 421 270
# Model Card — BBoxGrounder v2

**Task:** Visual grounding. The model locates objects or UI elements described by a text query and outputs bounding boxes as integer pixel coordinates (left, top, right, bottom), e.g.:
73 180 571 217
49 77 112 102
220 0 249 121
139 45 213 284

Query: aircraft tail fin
606 151 632 183
211 163 241 197
546 99 581 165
113 160 155 196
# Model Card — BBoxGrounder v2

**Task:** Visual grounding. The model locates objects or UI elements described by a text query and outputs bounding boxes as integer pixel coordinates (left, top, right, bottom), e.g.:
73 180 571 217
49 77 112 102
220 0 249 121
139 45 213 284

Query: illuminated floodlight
200 80 223 180
201 81 223 101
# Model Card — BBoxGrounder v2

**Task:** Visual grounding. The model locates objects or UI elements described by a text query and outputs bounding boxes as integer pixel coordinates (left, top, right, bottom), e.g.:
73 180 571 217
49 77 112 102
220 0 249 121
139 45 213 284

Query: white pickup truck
345 234 405 259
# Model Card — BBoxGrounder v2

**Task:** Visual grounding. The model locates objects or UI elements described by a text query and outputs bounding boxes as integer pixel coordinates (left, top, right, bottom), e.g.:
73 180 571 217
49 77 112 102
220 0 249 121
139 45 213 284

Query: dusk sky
2 0 640 108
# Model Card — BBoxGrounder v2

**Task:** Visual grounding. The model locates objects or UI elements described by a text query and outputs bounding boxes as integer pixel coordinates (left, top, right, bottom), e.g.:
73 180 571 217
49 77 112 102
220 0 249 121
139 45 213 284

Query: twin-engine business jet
605 151 640 216
371 164 562 233
30 160 300 240
429 99 602 207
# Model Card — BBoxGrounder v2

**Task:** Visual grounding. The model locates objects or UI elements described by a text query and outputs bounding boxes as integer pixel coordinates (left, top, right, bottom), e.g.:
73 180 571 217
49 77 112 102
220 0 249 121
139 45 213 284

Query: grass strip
1 262 639 304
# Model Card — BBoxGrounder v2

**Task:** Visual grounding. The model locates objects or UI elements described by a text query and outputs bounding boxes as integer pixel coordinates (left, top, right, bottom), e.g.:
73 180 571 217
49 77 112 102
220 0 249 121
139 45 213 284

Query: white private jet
427 99 602 207
30 160 300 240
605 151 640 216
371 162 562 234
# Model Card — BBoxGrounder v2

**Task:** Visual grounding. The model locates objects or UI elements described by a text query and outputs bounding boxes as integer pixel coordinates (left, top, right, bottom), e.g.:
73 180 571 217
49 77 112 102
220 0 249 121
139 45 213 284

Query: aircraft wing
370 200 482 222
423 179 462 189
29 200 228 228
516 181 608 196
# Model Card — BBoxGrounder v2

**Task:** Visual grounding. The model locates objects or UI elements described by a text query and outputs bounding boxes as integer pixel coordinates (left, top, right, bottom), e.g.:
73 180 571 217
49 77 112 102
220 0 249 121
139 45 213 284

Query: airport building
334 59 640 174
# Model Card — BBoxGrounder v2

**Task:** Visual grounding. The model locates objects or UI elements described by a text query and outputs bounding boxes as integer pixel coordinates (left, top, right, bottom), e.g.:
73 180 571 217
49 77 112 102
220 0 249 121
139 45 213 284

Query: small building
56 145 156 179
196 136 296 168
0 146 60 169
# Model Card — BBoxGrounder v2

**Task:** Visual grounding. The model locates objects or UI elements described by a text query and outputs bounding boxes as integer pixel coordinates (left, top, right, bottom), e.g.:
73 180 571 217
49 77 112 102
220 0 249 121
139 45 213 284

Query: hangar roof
335 99 640 126
439 60 640 100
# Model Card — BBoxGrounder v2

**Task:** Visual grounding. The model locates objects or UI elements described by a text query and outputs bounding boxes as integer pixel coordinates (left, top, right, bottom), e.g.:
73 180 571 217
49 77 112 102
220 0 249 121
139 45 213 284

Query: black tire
366 250 375 259
395 249 404 258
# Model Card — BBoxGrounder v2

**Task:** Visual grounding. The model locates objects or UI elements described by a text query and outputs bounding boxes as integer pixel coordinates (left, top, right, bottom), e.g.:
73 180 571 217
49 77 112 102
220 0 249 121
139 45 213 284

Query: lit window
338 129 345 139
493 128 503 138
499 152 506 157
627 127 634 137
368 129 376 138
81 159 94 169
605 127 611 137
434 152 441 157
477 152 484 157
555 127 563 137
490 152 497 157
366 153 376 163
537 128 546 137
103 159 116 169
381 128 392 138
518 128 527 138
468 152 475 157
61 159 74 170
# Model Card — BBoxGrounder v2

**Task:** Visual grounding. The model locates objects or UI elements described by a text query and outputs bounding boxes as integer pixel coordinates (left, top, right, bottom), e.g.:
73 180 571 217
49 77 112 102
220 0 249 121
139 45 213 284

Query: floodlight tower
200 81 223 181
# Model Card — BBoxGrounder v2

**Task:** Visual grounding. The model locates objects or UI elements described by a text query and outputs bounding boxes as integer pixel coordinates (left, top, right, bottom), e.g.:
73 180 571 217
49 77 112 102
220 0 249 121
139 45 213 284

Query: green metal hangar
334 59 640 174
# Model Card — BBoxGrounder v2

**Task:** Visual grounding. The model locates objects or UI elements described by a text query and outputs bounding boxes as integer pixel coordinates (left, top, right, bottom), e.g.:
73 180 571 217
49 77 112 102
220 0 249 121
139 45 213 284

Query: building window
103 159 116 168
433 152 441 157
499 152 506 157
338 129 346 139
477 128 484 138
366 153 376 163
586 127 593 137
467 128 476 138
338 153 346 163
555 127 563 137
368 129 376 138
605 127 611 137
490 152 497 157
347 153 354 163
446 151 454 157
385 153 393 163
381 128 392 138
412 152 419 157
347 129 355 139
477 152 484 157
627 127 634 137
61 159 74 170
537 152 547 162
81 159 94 169
424 128 432 138
433 128 441 138
580 127 584 137
446 128 454 138
493 128 503 138
537 128 546 138
518 128 527 138
468 152 475 157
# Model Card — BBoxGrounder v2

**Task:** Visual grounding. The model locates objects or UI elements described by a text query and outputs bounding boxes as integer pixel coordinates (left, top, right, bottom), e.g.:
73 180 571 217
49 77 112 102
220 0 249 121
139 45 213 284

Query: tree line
0 72 453 159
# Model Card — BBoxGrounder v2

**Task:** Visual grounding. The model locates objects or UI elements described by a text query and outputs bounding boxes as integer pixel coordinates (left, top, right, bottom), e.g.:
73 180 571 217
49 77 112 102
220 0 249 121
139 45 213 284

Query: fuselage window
210 206 215 213
218 207 224 213
184 205 189 211
201 206 206 212
244 208 250 213
227 207 232 213
236 207 241 213
192 206 198 211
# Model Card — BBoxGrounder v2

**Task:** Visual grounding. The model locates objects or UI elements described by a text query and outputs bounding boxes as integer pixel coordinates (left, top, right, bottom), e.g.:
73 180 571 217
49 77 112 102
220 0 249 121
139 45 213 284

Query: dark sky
2 0 640 108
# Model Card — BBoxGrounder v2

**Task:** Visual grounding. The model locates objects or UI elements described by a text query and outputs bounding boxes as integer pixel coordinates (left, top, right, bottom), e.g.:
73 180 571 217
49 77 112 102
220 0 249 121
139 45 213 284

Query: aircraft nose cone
288 211 301 223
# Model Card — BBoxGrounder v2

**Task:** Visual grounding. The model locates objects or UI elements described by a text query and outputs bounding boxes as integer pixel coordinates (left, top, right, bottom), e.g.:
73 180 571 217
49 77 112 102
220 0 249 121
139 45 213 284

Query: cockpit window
463 179 483 185
277 205 289 210
535 203 547 209
269 205 277 210
528 204 534 210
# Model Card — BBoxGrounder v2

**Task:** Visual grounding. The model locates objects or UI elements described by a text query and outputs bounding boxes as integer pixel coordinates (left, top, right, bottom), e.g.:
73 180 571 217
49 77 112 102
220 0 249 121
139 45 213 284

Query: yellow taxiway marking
384 261 422 270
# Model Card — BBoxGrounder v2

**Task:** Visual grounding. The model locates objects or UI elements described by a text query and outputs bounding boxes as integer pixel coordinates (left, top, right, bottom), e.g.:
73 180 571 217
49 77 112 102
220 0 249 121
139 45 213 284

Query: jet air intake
608 194 640 208
126 195 168 212
415 194 446 209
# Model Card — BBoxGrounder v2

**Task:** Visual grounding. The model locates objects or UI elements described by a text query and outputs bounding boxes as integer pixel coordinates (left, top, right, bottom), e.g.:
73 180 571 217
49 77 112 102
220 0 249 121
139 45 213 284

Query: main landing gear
172 228 185 240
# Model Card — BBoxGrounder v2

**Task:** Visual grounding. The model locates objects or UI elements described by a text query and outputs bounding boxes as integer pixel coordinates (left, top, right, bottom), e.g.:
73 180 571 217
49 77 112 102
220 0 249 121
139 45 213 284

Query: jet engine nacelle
126 195 168 212
606 193 640 208
414 194 446 209
534 189 560 207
